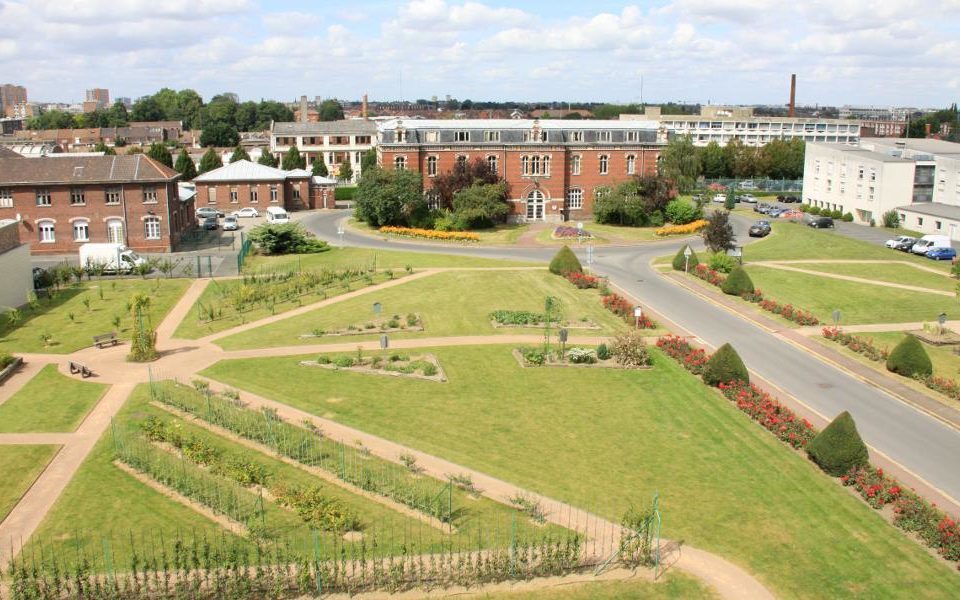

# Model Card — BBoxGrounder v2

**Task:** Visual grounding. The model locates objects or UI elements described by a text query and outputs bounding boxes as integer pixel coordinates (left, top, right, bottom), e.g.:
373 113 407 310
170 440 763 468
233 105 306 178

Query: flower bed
379 226 480 242
301 352 445 382
690 264 820 326
489 310 598 330
655 219 708 237
656 334 960 571
565 272 601 289
822 327 890 362
601 293 656 328
553 226 592 239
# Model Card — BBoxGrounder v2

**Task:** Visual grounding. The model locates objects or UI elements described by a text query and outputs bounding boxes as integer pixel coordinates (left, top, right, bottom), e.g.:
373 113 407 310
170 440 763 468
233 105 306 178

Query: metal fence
697 178 803 193
237 232 253 272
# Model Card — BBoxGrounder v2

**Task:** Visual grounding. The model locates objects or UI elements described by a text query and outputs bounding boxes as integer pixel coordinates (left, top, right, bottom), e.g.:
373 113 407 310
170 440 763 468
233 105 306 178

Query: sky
1 0 959 108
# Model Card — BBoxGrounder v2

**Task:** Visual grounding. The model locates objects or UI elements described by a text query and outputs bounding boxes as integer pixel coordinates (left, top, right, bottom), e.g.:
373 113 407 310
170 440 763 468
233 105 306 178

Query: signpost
587 244 594 267
559 328 568 358
337 223 345 244
380 334 389 350
832 309 842 327
938 312 948 339
577 221 584 245
373 302 382 315
683 246 692 273
634 306 643 329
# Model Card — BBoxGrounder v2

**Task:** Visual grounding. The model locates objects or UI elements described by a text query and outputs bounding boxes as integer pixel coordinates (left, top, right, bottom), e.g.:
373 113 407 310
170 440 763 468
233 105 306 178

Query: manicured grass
535 223 668 246
784 262 956 293
473 571 716 599
0 279 190 354
203 344 959 599
216 270 634 350
172 272 393 339
744 221 950 271
349 219 530 246
0 445 60 521
243 247 540 272
0 365 108 432
746 267 956 325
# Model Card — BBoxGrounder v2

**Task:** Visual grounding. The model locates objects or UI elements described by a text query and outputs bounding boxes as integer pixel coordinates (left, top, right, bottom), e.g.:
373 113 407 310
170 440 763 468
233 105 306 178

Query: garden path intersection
0 267 774 599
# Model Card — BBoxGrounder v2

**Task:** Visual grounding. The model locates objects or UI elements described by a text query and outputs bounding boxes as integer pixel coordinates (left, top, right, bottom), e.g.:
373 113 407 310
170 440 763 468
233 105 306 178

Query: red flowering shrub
758 299 820 326
842 466 902 509
601 293 657 329
917 374 960 403
655 335 708 375
566 272 601 289
822 327 889 362
938 517 960 562
692 263 725 286
740 288 764 303
717 380 816 449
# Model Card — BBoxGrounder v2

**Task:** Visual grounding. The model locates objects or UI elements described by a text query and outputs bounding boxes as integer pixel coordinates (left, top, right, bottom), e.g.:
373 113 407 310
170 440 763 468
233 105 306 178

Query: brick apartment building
193 160 336 211
0 154 194 254
376 118 667 223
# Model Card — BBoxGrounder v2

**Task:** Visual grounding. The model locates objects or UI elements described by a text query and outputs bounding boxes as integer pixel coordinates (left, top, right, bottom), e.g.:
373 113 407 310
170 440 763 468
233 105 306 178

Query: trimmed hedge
885 335 933 378
672 245 699 271
807 411 869 476
702 343 749 386
334 186 358 201
720 266 754 296
549 245 583 276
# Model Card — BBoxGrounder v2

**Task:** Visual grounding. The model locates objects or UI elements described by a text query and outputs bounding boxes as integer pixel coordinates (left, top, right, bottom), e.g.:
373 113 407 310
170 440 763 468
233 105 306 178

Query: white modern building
621 106 860 147
803 138 960 237
270 120 377 184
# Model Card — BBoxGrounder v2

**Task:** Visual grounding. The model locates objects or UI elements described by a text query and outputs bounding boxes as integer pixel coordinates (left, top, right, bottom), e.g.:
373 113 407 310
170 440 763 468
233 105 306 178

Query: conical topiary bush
720 266 754 296
885 334 933 378
549 245 583 276
672 245 699 271
807 411 869 476
702 343 749 386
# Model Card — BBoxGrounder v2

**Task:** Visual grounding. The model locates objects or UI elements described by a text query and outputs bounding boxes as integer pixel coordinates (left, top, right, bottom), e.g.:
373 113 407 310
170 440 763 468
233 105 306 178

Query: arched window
394 156 406 171
38 220 55 243
531 155 540 175
599 155 609 175
626 154 636 175
144 216 161 240
427 156 438 176
543 155 551 176
521 155 529 175
487 155 498 175
571 155 581 175
72 219 89 242
526 189 545 220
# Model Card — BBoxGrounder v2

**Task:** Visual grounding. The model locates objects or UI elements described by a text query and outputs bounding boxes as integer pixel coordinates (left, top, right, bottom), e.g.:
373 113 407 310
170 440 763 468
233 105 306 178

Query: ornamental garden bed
551 226 593 240
909 327 960 346
300 352 446 382
512 343 653 371
298 313 424 338
489 310 599 330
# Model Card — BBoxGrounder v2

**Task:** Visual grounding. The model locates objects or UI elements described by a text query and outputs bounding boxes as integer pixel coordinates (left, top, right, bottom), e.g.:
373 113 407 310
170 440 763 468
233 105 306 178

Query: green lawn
202 344 959 599
172 272 393 339
0 445 60 521
475 571 715 599
744 221 951 271
784 262 956 293
0 279 190 354
0 365 108 432
349 219 530 246
216 270 635 350
747 267 956 325
243 247 540 272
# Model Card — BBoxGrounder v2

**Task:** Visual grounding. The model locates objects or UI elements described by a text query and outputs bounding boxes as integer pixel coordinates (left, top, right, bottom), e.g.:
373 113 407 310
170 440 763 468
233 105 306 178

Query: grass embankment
243 247 540 272
203 344 960 599
216 270 637 350
782 262 955 293
0 279 189 354
0 364 108 432
0 445 60 521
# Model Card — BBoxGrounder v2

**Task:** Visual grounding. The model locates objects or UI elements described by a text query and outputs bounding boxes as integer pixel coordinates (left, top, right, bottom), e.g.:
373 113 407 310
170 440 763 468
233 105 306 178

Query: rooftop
193 159 312 183
377 118 661 131
272 120 378 135
807 142 914 162
861 137 960 156
0 154 179 185
897 203 960 220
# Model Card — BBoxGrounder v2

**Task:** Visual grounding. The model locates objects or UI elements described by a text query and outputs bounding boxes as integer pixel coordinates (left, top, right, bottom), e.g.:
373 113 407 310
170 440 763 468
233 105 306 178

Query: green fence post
313 529 322 596
195 255 201 279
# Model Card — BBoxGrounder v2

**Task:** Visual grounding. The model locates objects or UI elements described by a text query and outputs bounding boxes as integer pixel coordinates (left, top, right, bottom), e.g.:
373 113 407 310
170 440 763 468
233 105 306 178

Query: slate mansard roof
376 118 663 145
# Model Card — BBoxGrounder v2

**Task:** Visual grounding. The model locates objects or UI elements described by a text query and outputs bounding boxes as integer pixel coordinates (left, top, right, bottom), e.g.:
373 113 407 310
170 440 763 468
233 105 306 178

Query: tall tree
760 139 805 179
699 141 726 178
658 135 701 192
354 168 426 227
229 145 251 163
722 139 757 179
258 151 279 167
431 158 502 209
701 210 736 253
312 158 329 177
338 160 354 182
318 100 344 121
175 148 197 180
130 96 164 122
146 142 173 168
281 146 306 170
93 141 116 156
199 122 239 147
360 148 378 173
198 147 223 174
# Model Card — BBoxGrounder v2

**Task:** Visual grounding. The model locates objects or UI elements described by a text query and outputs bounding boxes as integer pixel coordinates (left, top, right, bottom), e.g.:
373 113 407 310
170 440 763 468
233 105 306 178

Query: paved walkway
750 258 949 276
0 272 775 599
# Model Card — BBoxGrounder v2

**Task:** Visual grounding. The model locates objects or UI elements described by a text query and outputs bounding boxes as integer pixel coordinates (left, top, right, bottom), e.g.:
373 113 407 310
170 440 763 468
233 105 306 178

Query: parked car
202 216 218 230
749 221 772 237
755 203 772 214
808 216 834 229
740 180 757 190
222 216 239 231
712 193 727 203
911 234 952 255
740 194 757 203
927 247 957 261
885 235 916 249
767 207 786 218
196 207 224 219
784 195 800 203
231 207 260 218
893 237 919 251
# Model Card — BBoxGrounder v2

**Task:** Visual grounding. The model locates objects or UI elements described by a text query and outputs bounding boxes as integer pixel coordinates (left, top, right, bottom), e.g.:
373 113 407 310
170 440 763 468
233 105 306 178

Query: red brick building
193 160 336 211
376 118 667 223
0 155 193 254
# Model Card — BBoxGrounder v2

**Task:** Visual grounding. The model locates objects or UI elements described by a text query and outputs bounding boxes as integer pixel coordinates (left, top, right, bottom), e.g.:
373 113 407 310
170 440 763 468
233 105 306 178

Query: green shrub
248 223 329 255
809 206 822 215
333 356 355 368
807 411 869 476
672 245 699 271
0 351 15 370
611 330 652 367
882 210 900 228
885 335 933 378
842 212 854 222
707 252 736 274
596 343 611 360
702 343 749 386
520 347 546 366
549 245 582 276
567 347 597 364
420 362 438 376
720 266 755 296
334 186 357 201
665 198 701 225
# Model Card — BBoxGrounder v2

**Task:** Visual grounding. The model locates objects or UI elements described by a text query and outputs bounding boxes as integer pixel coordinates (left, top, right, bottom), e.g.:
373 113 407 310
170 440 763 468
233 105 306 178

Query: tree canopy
354 168 426 227
127 88 292 132
146 142 173 168
229 145 251 163
430 158 502 209
593 176 673 227
658 135 701 192
258 151 279 167
312 158 329 177
198 147 223 174
174 149 197 180
281 146 306 170
318 100 344 121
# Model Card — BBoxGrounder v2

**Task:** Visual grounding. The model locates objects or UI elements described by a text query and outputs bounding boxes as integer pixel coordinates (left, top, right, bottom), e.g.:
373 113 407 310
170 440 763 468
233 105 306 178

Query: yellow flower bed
655 219 708 237
379 226 480 242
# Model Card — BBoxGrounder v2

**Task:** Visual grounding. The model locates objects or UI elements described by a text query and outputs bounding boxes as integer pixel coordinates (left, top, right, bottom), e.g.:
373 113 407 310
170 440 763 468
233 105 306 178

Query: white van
911 234 952 255
265 206 290 224
79 243 147 273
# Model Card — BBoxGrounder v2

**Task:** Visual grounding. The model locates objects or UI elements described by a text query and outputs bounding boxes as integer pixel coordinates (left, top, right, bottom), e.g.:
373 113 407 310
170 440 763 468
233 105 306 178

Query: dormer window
597 131 612 142
455 131 470 142
484 131 500 142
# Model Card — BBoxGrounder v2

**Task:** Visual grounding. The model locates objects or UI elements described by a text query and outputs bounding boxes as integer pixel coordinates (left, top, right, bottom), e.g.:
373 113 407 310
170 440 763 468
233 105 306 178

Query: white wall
0 243 33 310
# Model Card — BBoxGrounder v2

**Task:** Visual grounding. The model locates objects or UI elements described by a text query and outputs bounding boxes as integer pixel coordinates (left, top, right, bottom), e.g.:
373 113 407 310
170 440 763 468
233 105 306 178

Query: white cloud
262 11 324 33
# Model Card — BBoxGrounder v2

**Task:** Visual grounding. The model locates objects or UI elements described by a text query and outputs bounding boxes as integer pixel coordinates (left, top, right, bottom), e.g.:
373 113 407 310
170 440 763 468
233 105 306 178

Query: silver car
222 216 239 231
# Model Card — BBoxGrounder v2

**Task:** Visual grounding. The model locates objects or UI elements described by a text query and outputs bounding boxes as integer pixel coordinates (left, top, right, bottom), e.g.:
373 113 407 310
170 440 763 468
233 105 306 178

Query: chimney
788 74 796 118
299 95 308 123
925 122 932 137
362 94 368 119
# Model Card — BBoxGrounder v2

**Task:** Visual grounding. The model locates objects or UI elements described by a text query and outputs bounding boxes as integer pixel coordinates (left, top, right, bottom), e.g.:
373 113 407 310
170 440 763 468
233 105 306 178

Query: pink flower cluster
717 380 815 449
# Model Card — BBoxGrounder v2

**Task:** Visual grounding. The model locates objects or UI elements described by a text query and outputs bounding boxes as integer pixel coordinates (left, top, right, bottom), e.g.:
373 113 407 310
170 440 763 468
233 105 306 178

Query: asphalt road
301 210 960 505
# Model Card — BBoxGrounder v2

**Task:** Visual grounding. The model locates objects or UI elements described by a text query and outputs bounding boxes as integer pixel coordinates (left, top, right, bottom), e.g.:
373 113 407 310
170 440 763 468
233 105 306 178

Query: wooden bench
92 332 118 349
69 361 93 378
